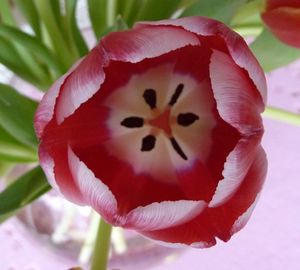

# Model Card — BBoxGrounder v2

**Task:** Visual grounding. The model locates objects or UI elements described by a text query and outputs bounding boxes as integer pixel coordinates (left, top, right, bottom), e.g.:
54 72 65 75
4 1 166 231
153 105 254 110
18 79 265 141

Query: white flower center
104 64 216 183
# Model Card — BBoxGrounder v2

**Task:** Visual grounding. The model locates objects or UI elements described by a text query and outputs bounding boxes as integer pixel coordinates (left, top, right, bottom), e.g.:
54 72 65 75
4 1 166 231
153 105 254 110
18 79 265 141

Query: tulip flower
35 16 267 248
261 0 300 48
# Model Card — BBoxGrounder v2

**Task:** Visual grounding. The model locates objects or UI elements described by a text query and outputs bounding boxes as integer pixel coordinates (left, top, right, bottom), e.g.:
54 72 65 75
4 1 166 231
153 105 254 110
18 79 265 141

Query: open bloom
261 0 300 48
35 16 267 247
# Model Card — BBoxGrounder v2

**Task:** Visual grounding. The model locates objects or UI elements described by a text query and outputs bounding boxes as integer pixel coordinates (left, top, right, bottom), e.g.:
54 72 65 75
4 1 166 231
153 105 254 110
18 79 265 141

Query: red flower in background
35 17 267 248
261 0 300 48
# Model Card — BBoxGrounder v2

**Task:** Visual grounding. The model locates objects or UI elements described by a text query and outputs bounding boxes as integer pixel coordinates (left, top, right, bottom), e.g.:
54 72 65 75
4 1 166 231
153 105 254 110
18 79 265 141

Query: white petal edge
56 47 106 124
39 146 61 193
209 137 260 208
125 200 207 231
231 193 261 235
67 146 118 218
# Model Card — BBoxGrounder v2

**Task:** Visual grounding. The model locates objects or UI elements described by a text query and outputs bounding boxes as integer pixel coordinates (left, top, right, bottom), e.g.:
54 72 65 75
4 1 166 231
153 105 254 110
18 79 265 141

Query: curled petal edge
67 146 206 231
123 200 207 231
67 146 118 221
39 145 61 193
101 25 200 63
231 193 261 235
209 136 262 208
34 60 81 138
56 46 107 125
136 17 267 104
209 49 264 134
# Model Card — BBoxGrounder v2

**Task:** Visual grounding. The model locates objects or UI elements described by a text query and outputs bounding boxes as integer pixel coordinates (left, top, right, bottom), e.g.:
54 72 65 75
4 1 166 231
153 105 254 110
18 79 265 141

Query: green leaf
65 0 89 56
14 0 42 39
123 0 143 26
88 0 109 39
0 124 37 162
0 162 13 178
0 0 16 26
181 0 247 24
134 0 182 22
0 36 43 86
250 29 300 72
0 84 38 148
116 0 126 16
0 166 51 223
48 0 62 26
34 0 76 68
0 24 64 77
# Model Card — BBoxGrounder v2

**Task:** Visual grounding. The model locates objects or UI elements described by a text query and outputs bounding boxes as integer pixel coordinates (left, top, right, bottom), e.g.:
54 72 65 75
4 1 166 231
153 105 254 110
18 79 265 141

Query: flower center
119 84 200 161
148 108 172 136
104 65 216 182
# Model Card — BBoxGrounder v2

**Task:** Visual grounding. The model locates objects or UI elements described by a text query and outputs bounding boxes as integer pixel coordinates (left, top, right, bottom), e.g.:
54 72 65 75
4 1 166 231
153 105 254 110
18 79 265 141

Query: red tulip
261 0 300 48
35 17 267 248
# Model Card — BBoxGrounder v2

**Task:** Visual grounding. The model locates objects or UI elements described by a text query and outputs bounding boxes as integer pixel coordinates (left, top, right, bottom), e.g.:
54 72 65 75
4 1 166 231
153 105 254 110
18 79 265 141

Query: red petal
101 25 200 63
209 135 262 208
56 45 107 124
262 7 300 48
139 208 216 247
34 60 81 138
39 102 111 203
176 160 216 202
141 147 266 246
68 146 118 221
137 17 267 104
265 0 300 10
231 193 260 235
39 142 85 205
208 146 267 241
68 147 207 231
209 49 264 134
74 142 186 214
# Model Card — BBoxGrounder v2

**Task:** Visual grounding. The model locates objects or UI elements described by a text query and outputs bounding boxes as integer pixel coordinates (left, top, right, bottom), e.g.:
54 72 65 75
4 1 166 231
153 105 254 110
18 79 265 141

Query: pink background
0 59 300 270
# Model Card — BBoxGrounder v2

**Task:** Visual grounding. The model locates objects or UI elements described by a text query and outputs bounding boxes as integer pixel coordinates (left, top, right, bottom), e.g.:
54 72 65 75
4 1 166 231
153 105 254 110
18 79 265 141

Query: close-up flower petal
101 25 200 63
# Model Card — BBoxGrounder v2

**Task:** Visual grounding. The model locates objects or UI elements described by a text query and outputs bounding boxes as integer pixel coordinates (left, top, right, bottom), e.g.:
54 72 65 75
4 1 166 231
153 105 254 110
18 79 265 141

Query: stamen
170 137 188 160
143 89 157 109
141 135 156 151
177 113 199 126
169 83 184 106
121 117 144 128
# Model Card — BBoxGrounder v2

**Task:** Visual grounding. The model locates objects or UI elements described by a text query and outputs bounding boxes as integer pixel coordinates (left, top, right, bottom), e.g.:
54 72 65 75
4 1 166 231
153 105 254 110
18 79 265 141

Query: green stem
78 210 99 264
264 106 300 126
90 217 112 270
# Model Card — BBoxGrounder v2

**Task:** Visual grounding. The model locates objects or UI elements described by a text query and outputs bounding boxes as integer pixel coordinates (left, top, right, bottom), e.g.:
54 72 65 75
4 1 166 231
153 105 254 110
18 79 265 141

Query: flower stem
263 106 300 126
90 217 112 270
